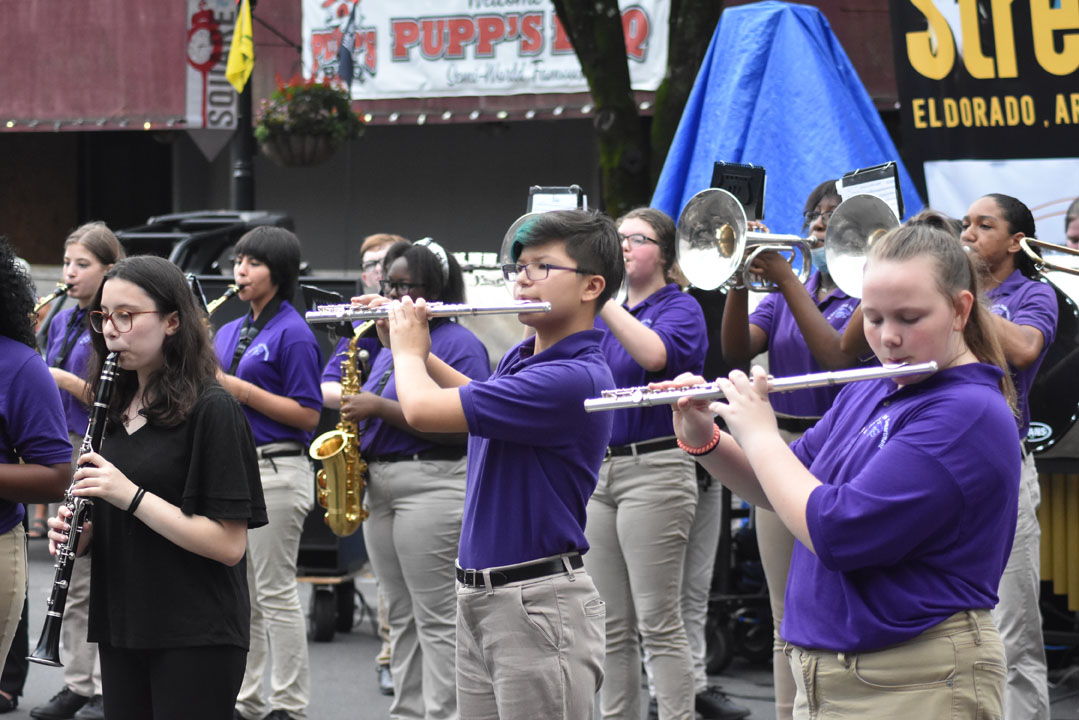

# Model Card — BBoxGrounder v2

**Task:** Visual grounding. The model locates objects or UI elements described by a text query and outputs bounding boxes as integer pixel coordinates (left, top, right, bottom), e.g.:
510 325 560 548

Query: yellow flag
226 0 254 93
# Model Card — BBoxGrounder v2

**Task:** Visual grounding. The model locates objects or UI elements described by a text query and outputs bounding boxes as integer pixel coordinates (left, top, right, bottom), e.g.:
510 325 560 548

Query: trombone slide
583 362 939 412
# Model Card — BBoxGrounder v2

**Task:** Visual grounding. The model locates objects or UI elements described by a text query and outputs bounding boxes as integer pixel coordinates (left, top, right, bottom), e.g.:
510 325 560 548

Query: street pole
230 0 257 211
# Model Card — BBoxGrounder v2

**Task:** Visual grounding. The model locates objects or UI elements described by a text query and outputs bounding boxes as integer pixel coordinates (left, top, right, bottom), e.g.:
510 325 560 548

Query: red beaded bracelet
677 423 721 456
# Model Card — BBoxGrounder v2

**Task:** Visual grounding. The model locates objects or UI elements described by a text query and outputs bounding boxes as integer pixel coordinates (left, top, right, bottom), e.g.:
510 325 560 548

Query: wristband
127 487 147 516
243 382 253 405
677 423 721 456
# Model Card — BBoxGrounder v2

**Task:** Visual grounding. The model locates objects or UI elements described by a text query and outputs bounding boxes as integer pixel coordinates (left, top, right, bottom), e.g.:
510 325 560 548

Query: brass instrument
675 188 813 292
206 284 241 316
824 194 901 299
29 352 118 667
308 321 376 536
306 300 551 325
1019 238 1079 278
584 362 938 412
34 283 70 314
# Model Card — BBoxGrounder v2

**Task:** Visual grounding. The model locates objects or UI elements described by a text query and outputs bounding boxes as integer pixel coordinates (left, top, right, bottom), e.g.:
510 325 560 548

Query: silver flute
584 362 939 412
306 300 551 324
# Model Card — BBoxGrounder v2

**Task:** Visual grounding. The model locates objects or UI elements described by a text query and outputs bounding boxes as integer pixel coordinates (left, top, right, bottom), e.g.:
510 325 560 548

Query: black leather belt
775 416 817 433
258 447 305 459
607 437 679 458
369 447 466 463
456 554 584 588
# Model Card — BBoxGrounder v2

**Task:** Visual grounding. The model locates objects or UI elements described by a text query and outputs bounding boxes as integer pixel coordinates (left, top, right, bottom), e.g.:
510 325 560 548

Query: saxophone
308 321 375 536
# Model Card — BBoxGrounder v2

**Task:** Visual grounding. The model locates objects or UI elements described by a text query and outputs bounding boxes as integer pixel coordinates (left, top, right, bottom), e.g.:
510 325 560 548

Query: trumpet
206 284 241 316
34 283 70 314
676 188 813 292
583 362 938 412
1019 237 1079 277
306 300 551 325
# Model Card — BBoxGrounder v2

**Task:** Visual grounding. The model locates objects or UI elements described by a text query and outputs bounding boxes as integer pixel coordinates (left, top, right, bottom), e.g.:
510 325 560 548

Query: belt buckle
461 568 479 587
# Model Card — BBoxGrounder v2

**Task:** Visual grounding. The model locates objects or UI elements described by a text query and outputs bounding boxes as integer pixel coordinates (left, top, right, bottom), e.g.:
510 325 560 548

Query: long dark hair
0 237 37 349
868 220 1017 411
86 256 219 427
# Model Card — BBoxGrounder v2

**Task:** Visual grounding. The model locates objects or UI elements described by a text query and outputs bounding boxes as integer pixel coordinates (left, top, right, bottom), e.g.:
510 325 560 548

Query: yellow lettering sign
1031 0 1079 76
907 0 956 79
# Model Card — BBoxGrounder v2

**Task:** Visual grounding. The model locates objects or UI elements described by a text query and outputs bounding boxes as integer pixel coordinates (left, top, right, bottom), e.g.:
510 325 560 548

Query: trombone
675 188 812 292
1019 237 1079 277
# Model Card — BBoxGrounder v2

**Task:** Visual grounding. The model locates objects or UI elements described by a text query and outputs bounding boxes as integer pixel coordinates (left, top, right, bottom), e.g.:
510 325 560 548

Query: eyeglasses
89 310 160 334
501 262 596 282
618 233 659 247
803 210 835 224
379 279 424 295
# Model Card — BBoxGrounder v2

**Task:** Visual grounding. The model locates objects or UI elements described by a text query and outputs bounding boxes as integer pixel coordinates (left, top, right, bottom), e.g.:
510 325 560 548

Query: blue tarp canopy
652 1 922 234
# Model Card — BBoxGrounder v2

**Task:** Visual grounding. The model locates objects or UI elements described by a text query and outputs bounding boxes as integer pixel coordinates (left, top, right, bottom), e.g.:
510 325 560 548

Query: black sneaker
72 696 104 720
30 687 90 720
262 712 295 720
695 686 751 720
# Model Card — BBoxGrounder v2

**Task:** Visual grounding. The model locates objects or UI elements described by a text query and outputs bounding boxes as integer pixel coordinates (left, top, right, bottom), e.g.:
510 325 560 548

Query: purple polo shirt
44 306 94 436
783 363 1019 652
214 300 323 446
749 272 865 417
1 337 73 534
986 269 1057 436
457 329 614 569
362 321 489 456
596 284 707 445
320 324 384 384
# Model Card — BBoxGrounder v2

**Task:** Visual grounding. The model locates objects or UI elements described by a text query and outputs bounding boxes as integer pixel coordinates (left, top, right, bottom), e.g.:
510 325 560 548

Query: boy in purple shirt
373 210 624 720
961 193 1057 720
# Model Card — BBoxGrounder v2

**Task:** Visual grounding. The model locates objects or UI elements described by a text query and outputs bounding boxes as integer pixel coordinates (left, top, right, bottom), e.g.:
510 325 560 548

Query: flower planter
260 133 339 167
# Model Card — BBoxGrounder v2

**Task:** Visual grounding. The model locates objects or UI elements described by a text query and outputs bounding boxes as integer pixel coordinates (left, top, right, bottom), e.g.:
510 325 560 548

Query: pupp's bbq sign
890 0 1079 160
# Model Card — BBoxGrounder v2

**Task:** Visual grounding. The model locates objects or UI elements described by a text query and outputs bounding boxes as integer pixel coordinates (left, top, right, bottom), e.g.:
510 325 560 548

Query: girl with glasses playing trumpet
666 219 1020 719
48 255 266 720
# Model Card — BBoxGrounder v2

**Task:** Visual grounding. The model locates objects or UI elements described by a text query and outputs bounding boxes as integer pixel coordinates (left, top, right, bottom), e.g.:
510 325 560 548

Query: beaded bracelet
127 487 147 516
677 423 721 456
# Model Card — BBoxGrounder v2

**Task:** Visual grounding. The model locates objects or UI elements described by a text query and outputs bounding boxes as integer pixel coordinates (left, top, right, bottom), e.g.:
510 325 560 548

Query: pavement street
11 537 778 719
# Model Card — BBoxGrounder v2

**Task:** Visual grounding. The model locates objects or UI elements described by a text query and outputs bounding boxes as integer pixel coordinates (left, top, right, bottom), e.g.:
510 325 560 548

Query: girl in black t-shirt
48 256 266 720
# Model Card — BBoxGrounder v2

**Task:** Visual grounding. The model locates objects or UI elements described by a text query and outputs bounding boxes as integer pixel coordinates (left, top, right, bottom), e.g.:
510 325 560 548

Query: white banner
302 0 669 99
925 158 1079 249
185 0 238 130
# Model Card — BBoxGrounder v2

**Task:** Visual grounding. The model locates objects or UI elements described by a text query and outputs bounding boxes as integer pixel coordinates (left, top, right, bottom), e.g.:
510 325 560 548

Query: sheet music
837 162 903 221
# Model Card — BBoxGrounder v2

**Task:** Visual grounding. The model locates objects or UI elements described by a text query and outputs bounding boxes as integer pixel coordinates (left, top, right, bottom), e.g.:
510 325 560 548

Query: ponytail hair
983 193 1039 280
617 207 687 287
867 220 1017 412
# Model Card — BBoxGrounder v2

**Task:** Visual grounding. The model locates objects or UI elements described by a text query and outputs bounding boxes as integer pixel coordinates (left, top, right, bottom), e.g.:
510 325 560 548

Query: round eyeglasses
89 310 161 334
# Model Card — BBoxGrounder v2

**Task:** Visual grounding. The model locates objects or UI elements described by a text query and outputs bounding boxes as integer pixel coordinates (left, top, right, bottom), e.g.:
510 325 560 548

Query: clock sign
187 4 225 126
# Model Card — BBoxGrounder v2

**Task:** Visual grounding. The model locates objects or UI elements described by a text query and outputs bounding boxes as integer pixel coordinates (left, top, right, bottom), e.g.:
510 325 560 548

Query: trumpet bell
824 194 899 299
675 188 746 291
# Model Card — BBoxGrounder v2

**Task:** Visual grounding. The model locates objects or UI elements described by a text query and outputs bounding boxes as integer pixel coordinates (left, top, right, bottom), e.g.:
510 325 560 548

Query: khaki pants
786 610 1005 720
455 562 605 720
586 447 698 720
0 525 26 665
364 458 465 720
236 452 313 720
991 451 1049 719
757 426 804 720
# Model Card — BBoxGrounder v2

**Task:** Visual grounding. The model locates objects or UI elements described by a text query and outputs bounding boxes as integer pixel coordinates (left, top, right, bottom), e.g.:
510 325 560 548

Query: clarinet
29 351 119 667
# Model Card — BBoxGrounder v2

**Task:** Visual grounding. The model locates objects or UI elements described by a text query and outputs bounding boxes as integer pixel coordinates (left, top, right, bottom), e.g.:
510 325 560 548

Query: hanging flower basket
255 75 364 168
260 133 338 167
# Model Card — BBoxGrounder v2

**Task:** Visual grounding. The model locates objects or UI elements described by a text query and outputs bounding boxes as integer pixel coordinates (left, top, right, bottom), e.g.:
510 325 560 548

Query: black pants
99 644 246 720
